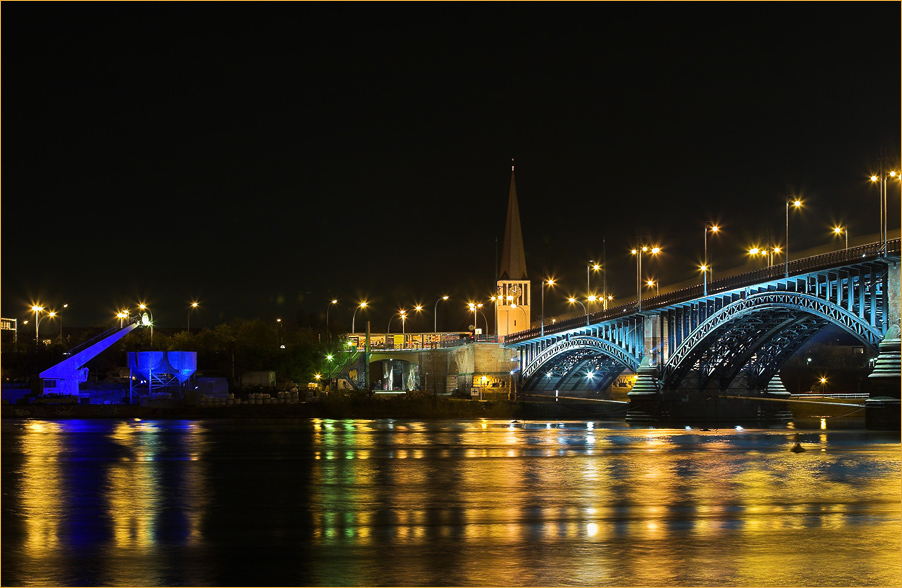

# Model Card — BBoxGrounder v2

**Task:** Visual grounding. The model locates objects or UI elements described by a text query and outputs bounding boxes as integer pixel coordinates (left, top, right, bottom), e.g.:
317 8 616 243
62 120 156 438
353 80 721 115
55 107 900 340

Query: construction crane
39 313 149 398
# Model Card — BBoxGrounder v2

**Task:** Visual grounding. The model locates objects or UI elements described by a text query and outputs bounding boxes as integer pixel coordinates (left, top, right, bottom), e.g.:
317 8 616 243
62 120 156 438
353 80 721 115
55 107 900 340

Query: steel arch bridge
507 239 900 394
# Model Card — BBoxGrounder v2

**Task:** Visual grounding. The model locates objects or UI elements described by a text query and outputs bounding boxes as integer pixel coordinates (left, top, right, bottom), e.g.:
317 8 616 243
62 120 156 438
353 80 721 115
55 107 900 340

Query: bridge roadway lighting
704 224 719 295
587 261 600 304
351 302 367 333
646 279 659 296
434 295 449 333
832 225 848 250
117 309 130 329
630 245 660 311
387 310 405 335
541 278 555 336
785 197 802 278
869 158 897 248
510 303 528 332
325 299 338 342
567 297 589 326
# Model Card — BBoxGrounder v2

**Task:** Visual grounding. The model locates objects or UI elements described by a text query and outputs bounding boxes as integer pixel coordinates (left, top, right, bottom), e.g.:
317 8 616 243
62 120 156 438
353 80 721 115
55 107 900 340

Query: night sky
2 2 900 335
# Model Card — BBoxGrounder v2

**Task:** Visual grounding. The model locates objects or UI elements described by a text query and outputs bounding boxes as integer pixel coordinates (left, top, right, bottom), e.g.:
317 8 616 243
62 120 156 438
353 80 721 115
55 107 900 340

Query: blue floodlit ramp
40 318 143 396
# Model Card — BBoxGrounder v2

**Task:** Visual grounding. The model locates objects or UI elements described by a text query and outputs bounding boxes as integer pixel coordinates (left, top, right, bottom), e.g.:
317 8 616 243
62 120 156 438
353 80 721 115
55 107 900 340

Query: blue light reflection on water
1 418 899 587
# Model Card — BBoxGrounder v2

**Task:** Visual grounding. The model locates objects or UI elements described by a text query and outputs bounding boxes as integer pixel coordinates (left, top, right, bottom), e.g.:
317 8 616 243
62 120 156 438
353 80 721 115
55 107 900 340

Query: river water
1 417 899 587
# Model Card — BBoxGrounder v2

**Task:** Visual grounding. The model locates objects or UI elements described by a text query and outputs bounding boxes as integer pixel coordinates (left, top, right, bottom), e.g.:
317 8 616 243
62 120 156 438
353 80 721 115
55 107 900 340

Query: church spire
499 159 528 280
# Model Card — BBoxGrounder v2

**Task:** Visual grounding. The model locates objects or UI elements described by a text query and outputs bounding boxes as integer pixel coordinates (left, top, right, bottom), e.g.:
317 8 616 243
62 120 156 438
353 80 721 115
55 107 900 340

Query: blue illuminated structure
40 313 149 397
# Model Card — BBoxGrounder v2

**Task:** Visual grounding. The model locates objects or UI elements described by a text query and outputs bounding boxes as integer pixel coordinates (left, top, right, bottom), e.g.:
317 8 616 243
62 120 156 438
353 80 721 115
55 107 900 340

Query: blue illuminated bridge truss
506 239 900 393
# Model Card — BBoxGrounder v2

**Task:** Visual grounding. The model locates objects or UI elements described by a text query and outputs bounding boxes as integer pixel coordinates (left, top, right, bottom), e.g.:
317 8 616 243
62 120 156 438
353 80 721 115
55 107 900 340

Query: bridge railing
506 238 900 344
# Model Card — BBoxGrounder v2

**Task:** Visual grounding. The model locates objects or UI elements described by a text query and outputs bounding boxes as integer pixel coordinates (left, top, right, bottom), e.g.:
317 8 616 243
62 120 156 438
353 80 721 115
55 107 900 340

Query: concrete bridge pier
866 260 900 430
626 312 794 424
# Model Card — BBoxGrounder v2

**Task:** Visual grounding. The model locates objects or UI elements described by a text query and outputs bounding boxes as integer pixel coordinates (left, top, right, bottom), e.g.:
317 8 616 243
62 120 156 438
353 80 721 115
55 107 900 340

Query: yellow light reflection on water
20 421 65 556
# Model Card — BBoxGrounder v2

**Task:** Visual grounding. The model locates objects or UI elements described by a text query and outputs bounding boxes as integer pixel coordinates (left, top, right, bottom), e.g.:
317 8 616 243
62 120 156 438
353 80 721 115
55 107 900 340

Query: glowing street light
325 299 338 342
833 225 848 249
37 309 57 345
568 297 589 326
646 279 659 296
631 245 661 311
467 302 485 339
587 261 600 304
351 301 367 333
785 196 802 278
187 302 199 334
541 278 555 336
704 224 719 295
116 309 130 328
31 305 44 343
433 295 449 333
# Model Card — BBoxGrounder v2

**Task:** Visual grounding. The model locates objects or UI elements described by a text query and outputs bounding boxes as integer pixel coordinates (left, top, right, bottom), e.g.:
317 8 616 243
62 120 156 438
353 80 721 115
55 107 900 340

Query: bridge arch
662 291 884 390
521 336 640 392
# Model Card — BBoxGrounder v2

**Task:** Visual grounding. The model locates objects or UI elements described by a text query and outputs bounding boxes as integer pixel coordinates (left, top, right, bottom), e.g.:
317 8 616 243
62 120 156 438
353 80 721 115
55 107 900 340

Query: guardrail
507 238 900 344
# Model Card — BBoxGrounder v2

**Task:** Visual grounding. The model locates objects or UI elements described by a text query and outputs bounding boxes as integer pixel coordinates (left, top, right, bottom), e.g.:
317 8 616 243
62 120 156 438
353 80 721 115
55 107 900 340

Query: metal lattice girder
662 292 883 390
521 335 640 381
523 352 624 391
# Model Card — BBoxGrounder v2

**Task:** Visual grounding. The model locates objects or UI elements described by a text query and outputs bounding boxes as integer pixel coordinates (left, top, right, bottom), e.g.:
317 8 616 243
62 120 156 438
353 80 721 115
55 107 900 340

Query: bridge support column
626 317 664 422
866 261 900 429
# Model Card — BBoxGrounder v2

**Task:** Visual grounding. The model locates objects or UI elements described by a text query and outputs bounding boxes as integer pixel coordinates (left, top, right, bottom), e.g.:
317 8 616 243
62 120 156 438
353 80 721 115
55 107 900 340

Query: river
1 418 899 587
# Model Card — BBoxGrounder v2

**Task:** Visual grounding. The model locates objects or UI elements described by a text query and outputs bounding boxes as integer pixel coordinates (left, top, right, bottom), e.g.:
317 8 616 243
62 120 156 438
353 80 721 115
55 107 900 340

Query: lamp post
587 261 600 305
37 310 57 345
646 279 659 296
325 299 338 342
187 302 198 334
568 297 589 326
138 303 153 347
433 295 449 333
351 302 367 333
630 245 660 311
510 303 527 332
704 224 719 295
785 196 802 278
833 226 848 250
117 310 129 328
541 278 555 336
31 305 44 343
277 318 283 348
467 302 484 340
387 310 404 335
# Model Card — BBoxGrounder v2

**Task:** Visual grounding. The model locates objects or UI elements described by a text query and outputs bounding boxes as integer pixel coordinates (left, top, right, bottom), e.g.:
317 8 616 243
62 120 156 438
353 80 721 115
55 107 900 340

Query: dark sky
2 2 900 334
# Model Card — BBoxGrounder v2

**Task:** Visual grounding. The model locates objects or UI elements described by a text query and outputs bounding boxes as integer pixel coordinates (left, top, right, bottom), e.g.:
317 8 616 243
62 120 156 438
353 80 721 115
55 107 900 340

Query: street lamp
116 309 130 328
630 245 661 311
351 302 368 333
541 278 555 336
31 305 44 343
567 297 589 326
833 226 848 250
277 318 284 348
704 224 719 295
433 295 449 333
785 196 802 278
467 302 484 339
138 303 153 347
587 261 600 304
187 302 198 334
37 310 57 345
325 299 338 342
646 279 659 296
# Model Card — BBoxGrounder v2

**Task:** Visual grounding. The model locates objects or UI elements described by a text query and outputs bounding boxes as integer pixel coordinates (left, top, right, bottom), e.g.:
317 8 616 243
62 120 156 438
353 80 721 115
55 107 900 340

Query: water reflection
2 418 899 587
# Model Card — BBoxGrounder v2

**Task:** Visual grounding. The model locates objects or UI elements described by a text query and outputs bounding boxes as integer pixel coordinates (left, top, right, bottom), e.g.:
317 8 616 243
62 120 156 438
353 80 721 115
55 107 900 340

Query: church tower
495 161 531 340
